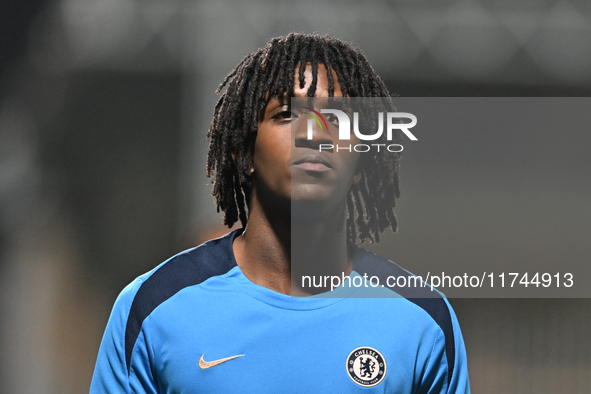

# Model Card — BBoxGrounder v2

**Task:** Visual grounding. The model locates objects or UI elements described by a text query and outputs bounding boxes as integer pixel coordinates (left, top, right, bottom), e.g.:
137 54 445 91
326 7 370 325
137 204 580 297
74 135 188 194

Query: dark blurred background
0 0 590 392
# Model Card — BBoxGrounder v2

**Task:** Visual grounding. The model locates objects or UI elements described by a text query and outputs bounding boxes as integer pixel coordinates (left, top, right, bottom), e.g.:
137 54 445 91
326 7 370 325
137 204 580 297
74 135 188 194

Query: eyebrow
259 93 289 120
267 92 290 105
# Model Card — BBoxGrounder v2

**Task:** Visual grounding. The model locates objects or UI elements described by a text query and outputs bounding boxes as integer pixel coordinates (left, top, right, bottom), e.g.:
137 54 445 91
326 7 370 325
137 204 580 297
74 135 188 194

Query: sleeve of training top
444 298 471 394
415 298 471 394
89 279 158 394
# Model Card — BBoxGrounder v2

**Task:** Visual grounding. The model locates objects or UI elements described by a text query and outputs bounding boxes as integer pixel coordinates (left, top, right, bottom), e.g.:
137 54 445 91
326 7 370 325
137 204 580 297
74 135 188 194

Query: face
252 64 362 217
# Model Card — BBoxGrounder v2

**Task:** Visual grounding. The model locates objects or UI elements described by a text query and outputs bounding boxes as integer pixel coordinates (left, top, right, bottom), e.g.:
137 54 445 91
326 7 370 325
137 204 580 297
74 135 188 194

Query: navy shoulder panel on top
124 230 241 374
352 246 455 384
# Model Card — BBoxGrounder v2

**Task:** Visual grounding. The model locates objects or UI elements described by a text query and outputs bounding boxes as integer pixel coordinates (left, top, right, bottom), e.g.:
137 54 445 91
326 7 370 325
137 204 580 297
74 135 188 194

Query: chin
290 197 346 222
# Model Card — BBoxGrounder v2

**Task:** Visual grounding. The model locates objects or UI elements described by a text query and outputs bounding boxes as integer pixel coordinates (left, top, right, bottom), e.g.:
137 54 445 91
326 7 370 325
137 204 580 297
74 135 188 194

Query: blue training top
90 229 470 393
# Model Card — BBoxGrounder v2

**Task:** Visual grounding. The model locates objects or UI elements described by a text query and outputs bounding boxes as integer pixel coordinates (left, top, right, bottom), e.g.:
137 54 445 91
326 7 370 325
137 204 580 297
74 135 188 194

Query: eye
325 113 339 125
272 108 297 122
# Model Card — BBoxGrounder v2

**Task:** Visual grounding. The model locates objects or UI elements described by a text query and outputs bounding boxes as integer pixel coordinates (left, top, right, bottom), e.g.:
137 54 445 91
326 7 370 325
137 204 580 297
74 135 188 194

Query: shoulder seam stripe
124 231 239 374
352 246 455 384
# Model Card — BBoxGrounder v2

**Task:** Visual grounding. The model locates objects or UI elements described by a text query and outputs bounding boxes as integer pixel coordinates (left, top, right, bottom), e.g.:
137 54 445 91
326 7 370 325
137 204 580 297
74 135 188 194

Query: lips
291 155 332 170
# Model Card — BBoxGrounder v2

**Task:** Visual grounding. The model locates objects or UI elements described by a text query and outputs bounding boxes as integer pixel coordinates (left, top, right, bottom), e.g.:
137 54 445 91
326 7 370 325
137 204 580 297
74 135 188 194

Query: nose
294 116 334 150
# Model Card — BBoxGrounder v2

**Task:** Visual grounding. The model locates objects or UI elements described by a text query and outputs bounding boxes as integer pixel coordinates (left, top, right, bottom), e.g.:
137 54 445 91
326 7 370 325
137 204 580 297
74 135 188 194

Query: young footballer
91 33 470 393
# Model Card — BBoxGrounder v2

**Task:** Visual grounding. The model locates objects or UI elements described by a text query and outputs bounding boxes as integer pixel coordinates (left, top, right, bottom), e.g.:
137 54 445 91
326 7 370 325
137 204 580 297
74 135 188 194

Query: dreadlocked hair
206 33 402 244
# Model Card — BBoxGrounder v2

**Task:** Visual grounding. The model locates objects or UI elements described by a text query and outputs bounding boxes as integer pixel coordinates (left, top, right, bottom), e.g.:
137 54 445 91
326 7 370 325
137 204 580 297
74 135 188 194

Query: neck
232 191 352 296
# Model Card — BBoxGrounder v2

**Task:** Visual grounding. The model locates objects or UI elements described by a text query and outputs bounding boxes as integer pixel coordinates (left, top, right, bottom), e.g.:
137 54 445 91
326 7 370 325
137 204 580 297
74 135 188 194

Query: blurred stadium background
1 0 590 392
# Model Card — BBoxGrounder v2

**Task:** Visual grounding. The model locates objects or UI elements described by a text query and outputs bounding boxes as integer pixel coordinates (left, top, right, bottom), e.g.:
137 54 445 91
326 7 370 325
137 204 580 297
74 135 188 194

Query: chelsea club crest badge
346 347 387 387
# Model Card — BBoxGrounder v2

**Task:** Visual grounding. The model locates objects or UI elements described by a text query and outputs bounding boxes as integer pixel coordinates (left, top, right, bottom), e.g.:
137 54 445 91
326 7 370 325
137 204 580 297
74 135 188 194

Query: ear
353 153 367 184
232 148 255 176
353 172 362 184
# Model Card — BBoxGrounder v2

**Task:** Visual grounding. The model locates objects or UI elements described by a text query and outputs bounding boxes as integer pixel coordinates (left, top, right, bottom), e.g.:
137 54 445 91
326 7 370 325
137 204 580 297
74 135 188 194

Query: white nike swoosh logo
198 354 244 369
